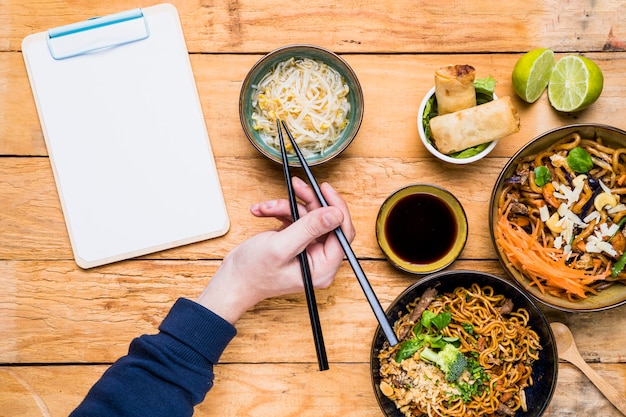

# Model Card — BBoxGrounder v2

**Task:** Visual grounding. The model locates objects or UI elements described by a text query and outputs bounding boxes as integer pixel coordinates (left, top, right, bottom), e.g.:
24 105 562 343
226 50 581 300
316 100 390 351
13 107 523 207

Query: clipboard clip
47 8 150 60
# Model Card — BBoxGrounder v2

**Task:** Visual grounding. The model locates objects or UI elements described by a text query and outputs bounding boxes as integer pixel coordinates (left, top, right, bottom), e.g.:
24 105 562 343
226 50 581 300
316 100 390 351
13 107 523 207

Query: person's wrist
197 264 257 325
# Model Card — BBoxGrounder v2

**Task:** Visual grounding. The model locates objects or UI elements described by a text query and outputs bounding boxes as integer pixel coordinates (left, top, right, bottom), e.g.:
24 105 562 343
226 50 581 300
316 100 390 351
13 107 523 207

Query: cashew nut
545 212 564 234
594 192 618 211
379 381 395 397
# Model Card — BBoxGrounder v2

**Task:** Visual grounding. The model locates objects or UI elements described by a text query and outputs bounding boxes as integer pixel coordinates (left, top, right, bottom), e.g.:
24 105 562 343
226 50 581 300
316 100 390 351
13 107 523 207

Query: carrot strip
496 207 608 299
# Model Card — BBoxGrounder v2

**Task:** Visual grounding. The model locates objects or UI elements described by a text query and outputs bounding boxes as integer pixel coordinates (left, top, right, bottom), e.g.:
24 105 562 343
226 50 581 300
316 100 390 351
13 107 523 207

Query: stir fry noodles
496 132 626 300
378 285 541 417
250 57 351 157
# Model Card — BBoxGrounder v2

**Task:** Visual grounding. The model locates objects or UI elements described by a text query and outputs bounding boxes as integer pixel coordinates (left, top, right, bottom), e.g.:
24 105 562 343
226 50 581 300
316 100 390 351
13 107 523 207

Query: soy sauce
384 193 457 264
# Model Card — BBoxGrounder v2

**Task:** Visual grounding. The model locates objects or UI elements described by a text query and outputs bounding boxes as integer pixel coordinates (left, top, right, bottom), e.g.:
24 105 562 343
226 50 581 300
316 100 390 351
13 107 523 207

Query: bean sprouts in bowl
490 124 626 312
239 44 364 167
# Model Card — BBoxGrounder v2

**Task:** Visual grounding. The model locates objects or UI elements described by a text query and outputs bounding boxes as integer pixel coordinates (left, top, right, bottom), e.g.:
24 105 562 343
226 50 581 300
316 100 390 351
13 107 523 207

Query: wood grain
2 0 626 54
2 258 626 364
3 52 626 157
0 156 507 260
551 322 626 414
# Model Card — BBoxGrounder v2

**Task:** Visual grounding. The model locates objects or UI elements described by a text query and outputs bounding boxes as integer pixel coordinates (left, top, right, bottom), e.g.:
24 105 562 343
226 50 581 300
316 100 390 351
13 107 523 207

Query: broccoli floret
419 344 467 382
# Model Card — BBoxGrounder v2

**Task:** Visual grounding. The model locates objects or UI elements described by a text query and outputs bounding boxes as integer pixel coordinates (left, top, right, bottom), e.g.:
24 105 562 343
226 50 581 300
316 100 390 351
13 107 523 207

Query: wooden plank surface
1 0 626 54
2 259 626 364
3 52 626 260
3 52 626 157
3 1 626 416
1 156 507 260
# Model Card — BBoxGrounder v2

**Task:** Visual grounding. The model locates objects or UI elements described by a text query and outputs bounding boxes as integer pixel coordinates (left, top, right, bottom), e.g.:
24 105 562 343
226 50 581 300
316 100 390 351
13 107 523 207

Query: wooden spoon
551 322 626 415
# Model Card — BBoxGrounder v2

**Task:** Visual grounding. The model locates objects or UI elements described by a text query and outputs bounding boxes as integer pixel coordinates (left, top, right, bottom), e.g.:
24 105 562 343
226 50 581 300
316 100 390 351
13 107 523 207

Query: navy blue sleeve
69 298 237 417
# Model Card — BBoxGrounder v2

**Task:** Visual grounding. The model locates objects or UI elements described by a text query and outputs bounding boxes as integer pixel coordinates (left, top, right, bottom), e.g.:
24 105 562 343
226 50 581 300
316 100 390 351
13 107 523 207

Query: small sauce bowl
376 184 468 274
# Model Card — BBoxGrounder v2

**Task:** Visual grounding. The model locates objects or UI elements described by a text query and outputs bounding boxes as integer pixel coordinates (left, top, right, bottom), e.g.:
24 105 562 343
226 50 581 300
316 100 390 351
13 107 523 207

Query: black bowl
370 270 558 417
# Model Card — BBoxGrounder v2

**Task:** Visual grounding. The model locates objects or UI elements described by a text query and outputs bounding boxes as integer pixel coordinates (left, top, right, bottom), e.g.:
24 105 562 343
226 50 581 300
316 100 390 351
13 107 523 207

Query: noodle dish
490 124 626 311
371 271 557 417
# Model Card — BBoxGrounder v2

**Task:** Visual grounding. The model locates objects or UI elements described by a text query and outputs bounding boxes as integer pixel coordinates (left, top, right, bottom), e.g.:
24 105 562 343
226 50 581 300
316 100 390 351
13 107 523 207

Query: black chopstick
281 121 399 347
277 120 329 371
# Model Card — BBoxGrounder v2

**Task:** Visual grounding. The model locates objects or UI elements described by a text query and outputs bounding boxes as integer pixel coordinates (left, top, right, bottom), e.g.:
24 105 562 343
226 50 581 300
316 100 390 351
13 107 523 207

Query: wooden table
2 1 626 416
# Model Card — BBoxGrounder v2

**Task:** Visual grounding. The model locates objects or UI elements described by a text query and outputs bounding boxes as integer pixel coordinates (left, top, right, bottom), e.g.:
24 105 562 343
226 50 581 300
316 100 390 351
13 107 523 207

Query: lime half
548 55 604 112
512 48 555 103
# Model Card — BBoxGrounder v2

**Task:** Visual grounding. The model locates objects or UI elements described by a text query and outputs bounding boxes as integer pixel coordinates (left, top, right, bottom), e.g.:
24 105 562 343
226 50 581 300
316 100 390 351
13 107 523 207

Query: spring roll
430 96 520 155
434 65 476 115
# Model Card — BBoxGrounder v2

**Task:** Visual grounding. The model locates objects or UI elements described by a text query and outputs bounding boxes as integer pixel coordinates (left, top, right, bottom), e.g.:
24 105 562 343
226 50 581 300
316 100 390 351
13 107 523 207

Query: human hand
197 177 355 324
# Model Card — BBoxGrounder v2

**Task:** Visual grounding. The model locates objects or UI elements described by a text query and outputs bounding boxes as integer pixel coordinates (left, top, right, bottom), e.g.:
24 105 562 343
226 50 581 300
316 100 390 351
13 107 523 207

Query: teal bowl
239 44 364 167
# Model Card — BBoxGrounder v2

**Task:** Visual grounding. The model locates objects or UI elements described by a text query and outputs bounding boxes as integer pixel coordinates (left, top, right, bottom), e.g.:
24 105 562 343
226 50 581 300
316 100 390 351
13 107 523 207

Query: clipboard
22 3 230 269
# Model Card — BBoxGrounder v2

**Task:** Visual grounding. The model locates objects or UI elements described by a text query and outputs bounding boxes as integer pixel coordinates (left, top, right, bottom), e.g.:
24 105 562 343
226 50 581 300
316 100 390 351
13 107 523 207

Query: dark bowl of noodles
490 124 626 312
371 270 557 417
239 44 364 167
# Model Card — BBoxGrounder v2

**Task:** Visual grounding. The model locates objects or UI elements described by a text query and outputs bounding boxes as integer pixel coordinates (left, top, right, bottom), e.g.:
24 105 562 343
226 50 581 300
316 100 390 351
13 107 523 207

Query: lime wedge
548 55 604 112
512 48 555 103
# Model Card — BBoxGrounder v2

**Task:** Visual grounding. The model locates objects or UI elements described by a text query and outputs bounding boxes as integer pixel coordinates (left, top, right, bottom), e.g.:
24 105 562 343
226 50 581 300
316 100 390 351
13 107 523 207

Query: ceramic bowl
370 270 558 417
418 86 498 164
239 44 364 167
376 184 468 274
490 123 626 312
